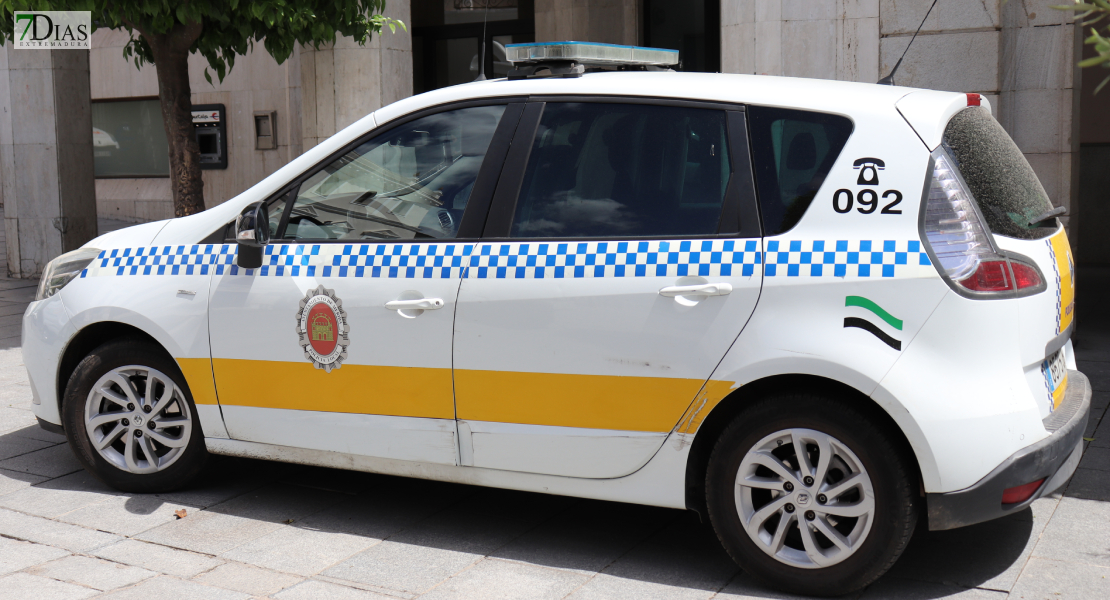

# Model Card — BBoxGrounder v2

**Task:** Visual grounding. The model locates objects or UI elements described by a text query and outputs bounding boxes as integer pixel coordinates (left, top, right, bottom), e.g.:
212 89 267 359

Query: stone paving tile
885 496 1058 592
192 561 304 596
856 577 1006 599
135 509 286 556
25 555 157 591
1079 445 1110 471
0 466 47 497
0 469 120 518
322 539 483 595
146 458 292 509
0 443 83 478
714 573 866 600
0 572 97 600
1032 497 1110 568
93 539 226 578
220 522 380 577
207 482 350 523
0 537 70 576
569 515 737 599
1007 557 1110 599
0 406 36 434
1079 360 1110 392
565 572 719 600
0 507 121 553
4 423 66 444
493 500 676 575
277 465 382 496
274 579 399 600
0 432 53 460
96 575 253 600
294 477 465 540
1066 467 1110 502
421 558 589 600
58 493 192 537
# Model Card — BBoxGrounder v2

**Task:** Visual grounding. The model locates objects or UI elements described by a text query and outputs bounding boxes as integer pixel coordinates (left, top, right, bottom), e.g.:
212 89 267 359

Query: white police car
25 42 1089 596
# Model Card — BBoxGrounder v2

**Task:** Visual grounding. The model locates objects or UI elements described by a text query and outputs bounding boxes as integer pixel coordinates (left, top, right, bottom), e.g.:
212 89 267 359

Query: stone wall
721 1 1082 247
0 46 97 278
534 0 640 45
721 0 880 82
87 0 412 223
301 0 414 151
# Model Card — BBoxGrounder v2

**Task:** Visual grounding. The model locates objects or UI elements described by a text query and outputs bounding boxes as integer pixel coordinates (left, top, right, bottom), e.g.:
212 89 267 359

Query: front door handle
385 298 444 311
658 283 733 297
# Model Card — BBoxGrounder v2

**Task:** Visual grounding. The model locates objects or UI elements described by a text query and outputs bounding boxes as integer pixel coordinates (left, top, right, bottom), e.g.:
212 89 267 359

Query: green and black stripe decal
844 296 903 350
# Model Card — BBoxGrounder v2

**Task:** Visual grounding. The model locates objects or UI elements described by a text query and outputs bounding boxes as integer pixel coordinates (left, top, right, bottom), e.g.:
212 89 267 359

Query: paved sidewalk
0 259 1107 598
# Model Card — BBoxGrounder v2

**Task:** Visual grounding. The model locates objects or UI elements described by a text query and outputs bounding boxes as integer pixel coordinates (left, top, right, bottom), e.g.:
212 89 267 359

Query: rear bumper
926 369 1091 531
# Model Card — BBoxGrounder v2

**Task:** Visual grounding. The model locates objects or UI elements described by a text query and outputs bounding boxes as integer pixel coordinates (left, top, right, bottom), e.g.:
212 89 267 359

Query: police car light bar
505 41 679 68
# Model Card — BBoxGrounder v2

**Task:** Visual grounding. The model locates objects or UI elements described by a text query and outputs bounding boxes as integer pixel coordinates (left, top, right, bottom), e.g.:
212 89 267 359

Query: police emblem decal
296 285 350 372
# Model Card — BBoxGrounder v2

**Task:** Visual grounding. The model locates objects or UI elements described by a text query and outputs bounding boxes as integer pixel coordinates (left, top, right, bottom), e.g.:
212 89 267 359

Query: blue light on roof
504 41 679 67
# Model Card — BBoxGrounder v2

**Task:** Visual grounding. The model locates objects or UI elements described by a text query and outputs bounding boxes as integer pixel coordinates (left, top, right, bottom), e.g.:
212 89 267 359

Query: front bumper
926 369 1091 531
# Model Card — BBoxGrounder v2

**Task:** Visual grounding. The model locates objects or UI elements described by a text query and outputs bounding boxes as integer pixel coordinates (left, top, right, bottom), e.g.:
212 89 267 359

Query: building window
412 0 535 94
92 99 169 178
644 0 720 73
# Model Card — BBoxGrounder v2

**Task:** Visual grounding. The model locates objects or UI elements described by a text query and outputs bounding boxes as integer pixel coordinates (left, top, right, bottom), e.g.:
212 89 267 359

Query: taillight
922 149 1045 297
956 260 1010 292
1010 260 1043 290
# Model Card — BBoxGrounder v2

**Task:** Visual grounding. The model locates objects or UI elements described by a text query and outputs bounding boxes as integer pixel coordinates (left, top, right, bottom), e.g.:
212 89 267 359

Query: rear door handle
385 298 444 310
658 283 733 297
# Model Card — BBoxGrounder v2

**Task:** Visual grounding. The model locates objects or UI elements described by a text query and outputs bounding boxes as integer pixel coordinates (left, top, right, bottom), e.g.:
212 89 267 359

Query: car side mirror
235 202 270 269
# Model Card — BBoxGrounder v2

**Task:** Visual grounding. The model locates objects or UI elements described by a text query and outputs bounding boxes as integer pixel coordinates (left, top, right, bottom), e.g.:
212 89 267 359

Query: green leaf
1084 437 1097 441
1078 55 1108 67
1094 74 1110 94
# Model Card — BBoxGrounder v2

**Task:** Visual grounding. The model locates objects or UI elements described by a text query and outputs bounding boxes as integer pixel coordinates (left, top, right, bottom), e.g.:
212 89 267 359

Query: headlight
35 247 101 301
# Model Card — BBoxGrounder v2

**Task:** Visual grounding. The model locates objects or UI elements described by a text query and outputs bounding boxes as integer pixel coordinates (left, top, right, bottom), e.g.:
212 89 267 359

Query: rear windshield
942 108 1056 240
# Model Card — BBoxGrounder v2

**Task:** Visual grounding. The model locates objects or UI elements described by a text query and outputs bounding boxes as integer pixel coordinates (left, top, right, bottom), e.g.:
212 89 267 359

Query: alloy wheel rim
734 428 875 569
84 366 192 474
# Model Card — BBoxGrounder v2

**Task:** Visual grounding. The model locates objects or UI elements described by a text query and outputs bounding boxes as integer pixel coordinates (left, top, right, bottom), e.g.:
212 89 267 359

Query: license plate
1042 349 1068 411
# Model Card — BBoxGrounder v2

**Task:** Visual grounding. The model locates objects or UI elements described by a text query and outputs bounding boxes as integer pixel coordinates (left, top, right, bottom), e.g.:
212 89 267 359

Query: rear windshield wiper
1028 206 1066 226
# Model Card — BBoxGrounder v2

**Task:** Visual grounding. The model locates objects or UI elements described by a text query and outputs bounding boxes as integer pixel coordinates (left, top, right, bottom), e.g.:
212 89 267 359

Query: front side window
277 104 506 241
748 106 854 235
510 102 731 238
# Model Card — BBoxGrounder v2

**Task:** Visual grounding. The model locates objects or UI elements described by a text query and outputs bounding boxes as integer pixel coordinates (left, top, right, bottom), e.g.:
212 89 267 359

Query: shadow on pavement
0 418 1045 599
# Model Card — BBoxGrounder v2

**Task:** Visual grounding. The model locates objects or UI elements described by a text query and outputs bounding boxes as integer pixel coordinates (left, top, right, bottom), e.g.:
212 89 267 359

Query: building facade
6 0 1107 268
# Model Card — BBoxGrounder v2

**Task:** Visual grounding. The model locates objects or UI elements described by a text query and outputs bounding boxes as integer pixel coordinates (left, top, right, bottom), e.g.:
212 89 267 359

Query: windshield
942 107 1056 240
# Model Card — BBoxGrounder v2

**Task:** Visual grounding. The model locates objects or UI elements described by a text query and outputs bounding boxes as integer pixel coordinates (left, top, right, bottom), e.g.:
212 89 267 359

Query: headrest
786 132 817 171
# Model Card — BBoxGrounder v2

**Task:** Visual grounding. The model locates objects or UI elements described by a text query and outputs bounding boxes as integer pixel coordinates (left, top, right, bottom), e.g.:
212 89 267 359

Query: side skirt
204 433 694 509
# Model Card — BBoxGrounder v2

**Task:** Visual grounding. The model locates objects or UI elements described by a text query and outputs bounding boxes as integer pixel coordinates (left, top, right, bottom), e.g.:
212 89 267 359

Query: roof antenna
474 2 490 81
878 0 938 85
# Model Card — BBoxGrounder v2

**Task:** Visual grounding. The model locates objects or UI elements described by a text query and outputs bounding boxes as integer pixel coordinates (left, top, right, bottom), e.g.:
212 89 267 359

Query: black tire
61 338 209 493
705 392 918 597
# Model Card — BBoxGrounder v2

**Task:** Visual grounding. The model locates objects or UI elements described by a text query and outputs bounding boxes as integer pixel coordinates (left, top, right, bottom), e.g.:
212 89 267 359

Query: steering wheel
288 214 325 227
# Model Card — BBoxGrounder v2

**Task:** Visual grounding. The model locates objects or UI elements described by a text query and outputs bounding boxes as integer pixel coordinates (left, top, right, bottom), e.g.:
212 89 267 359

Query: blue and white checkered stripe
764 239 932 278
82 239 934 280
464 240 760 279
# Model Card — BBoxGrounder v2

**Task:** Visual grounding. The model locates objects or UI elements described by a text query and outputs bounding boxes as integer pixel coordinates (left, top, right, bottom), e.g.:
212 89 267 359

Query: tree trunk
145 22 204 217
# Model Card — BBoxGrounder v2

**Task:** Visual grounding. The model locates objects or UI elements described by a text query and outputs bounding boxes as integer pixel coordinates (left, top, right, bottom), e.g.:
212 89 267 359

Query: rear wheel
62 339 208 493
705 393 917 597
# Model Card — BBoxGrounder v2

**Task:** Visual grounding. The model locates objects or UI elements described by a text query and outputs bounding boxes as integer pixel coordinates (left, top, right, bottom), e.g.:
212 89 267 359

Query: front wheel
62 338 209 493
705 393 918 597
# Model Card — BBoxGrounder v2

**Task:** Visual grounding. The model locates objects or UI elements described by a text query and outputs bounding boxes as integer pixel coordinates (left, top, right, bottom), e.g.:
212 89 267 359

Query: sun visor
895 90 992 151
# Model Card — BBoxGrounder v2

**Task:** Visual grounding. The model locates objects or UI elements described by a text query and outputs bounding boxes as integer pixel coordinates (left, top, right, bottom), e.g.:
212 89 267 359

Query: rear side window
748 107 853 235
509 102 731 238
942 108 1055 240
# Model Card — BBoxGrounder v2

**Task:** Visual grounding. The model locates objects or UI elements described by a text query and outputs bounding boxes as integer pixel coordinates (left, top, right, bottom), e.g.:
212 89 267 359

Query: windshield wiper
1028 206 1066 226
